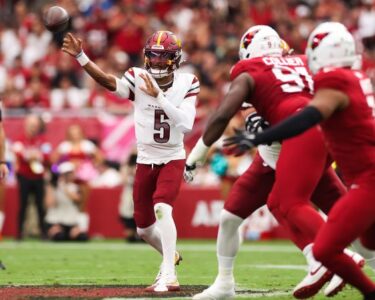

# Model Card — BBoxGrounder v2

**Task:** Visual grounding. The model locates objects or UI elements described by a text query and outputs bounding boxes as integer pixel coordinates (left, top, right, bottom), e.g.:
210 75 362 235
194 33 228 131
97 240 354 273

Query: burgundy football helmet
144 31 182 78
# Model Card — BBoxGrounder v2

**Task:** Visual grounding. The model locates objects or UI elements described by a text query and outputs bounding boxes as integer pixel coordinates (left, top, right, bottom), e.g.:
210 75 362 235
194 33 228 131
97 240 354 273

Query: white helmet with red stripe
239 25 282 60
306 22 358 74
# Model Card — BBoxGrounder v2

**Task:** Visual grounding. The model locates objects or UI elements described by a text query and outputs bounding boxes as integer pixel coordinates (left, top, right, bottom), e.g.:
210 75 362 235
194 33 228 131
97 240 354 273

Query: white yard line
0 242 299 253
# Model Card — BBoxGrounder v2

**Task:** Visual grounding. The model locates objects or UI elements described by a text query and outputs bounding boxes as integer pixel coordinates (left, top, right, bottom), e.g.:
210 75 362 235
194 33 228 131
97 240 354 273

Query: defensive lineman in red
225 22 375 300
186 25 363 299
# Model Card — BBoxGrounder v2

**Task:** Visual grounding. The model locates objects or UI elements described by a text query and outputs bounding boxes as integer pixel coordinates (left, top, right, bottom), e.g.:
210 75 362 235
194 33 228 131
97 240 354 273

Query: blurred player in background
62 30 199 292
45 161 88 242
13 114 50 240
225 22 375 300
119 152 141 243
186 25 364 299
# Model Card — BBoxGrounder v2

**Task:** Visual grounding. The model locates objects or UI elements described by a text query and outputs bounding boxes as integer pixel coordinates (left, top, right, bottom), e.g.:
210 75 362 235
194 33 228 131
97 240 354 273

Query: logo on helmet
242 30 260 49
239 26 282 60
311 32 329 50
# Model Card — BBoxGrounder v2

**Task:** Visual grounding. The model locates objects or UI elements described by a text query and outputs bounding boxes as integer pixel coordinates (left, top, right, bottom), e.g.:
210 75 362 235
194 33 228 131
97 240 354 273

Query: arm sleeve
157 93 197 133
252 106 323 146
156 76 199 133
114 68 135 101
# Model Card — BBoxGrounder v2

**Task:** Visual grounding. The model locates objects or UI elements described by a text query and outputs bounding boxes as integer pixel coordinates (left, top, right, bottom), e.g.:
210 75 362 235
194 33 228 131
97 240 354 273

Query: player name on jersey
263 56 305 66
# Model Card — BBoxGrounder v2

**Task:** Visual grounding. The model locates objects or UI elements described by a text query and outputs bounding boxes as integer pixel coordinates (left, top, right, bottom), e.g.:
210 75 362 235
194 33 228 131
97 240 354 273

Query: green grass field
0 239 372 299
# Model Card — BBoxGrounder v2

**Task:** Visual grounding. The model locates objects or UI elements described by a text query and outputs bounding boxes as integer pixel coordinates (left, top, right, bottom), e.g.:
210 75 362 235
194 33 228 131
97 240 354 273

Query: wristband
0 161 7 165
76 51 90 66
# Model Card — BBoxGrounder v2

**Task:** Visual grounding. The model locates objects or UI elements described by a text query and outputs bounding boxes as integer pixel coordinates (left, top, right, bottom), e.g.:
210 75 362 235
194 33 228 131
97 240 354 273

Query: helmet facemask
144 49 181 79
143 31 182 79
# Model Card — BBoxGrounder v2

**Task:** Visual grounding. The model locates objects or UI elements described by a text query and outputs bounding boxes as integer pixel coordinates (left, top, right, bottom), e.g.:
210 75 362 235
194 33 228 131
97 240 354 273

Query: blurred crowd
0 0 375 114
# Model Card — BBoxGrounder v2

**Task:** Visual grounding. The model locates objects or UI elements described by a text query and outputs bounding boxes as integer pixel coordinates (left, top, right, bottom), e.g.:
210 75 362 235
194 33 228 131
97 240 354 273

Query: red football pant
267 127 328 247
133 159 185 228
225 152 346 250
313 175 375 295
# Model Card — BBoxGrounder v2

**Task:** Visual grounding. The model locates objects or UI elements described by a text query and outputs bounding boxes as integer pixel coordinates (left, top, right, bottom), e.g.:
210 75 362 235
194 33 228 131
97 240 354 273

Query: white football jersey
115 67 199 164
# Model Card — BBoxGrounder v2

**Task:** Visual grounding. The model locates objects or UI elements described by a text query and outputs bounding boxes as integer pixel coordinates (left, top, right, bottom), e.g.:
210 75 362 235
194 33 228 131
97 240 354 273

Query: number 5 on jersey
154 109 170 143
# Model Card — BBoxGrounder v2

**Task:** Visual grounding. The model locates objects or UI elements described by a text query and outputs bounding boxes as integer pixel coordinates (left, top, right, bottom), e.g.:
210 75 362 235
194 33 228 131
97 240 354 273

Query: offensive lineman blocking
62 31 199 292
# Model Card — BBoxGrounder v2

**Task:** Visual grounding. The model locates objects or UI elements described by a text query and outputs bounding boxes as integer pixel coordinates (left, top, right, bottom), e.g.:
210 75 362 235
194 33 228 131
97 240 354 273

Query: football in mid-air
43 6 70 33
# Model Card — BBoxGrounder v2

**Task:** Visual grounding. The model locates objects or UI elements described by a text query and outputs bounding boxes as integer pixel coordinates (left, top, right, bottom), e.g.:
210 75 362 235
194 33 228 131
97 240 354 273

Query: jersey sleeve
230 60 248 81
229 59 260 83
114 68 135 101
184 76 200 99
314 69 350 93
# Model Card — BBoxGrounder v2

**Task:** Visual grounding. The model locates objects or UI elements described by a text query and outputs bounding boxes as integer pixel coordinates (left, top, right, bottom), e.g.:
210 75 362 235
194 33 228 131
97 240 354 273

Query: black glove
223 128 256 156
245 112 269 133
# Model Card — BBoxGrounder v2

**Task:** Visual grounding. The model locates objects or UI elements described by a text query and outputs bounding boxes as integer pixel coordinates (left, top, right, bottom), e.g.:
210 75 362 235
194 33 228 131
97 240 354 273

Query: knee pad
153 203 172 221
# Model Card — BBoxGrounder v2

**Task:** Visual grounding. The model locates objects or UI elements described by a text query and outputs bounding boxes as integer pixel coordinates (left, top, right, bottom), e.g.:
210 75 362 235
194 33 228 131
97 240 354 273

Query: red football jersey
314 68 375 186
230 55 314 124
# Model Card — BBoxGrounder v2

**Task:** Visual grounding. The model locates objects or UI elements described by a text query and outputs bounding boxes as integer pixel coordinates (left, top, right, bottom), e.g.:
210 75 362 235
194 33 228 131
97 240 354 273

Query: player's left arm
202 73 254 146
224 88 348 154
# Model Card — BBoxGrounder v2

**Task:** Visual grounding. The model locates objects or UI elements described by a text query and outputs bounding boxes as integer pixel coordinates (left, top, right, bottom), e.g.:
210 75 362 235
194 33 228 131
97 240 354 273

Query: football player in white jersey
62 30 199 292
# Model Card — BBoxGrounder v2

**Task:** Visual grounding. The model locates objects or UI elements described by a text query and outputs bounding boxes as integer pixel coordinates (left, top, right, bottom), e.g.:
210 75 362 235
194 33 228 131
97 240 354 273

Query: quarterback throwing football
62 31 199 292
